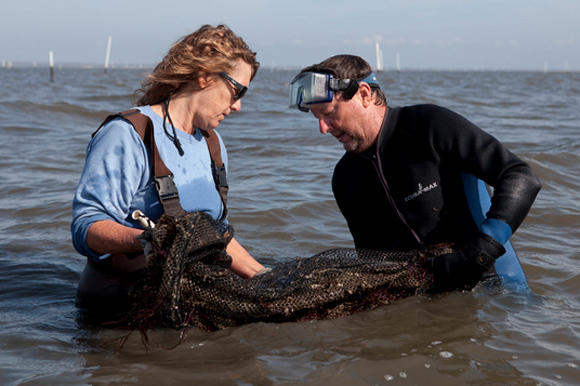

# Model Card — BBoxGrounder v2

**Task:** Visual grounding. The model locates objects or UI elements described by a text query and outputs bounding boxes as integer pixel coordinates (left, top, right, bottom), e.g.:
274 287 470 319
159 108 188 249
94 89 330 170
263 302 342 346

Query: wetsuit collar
376 106 401 150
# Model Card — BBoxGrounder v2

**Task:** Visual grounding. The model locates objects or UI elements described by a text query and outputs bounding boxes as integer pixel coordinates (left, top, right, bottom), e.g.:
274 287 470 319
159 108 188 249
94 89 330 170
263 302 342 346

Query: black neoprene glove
426 232 506 292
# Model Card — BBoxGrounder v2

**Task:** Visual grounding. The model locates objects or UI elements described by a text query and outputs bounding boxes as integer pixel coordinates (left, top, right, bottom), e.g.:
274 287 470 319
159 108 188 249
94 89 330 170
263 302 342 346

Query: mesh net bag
129 211 451 332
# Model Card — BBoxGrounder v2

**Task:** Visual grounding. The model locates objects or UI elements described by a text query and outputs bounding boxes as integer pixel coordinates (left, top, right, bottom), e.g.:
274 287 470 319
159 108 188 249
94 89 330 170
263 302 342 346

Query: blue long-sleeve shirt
71 106 227 260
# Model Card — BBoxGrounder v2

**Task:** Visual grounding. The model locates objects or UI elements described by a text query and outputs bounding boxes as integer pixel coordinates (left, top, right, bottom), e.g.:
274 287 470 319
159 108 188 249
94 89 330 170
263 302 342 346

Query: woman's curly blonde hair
134 24 259 106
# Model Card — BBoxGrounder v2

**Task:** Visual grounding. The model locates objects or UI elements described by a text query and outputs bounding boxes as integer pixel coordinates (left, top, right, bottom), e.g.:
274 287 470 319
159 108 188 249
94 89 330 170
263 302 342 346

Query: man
289 55 541 292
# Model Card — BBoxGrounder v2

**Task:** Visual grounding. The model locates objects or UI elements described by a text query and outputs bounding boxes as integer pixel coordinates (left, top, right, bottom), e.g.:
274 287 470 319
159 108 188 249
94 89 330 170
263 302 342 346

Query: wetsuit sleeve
432 107 541 235
70 119 150 258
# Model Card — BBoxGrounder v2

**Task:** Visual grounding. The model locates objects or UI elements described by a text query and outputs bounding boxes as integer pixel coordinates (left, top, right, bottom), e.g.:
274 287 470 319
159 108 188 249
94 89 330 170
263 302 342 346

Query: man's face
309 94 375 153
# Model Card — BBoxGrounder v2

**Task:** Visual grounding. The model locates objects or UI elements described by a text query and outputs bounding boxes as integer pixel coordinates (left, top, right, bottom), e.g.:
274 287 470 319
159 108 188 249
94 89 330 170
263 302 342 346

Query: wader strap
126 111 188 218
201 128 229 220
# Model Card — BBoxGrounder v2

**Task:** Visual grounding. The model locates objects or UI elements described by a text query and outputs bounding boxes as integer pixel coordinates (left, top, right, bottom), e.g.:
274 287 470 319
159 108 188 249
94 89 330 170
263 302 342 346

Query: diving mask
289 71 380 112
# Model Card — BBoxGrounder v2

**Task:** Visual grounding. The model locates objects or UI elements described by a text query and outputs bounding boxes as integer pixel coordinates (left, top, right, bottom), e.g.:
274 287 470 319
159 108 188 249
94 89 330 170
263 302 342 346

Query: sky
1 0 579 71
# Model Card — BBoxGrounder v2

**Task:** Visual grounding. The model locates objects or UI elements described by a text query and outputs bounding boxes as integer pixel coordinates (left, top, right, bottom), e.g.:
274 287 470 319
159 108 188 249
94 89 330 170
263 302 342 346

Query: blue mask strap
360 73 380 88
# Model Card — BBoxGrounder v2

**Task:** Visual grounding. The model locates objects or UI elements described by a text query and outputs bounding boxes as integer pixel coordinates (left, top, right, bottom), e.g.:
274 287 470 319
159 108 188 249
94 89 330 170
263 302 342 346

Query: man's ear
357 82 374 108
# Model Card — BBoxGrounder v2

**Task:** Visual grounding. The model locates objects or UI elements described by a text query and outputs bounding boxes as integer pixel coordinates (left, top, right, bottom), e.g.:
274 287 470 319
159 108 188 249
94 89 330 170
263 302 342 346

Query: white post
375 42 383 72
104 36 112 74
49 51 54 82
396 53 401 72
375 42 380 71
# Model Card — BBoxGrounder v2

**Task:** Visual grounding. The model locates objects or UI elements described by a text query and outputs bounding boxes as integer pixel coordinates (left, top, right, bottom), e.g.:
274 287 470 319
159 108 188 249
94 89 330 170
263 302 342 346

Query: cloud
553 39 575 46
432 38 464 47
360 37 374 45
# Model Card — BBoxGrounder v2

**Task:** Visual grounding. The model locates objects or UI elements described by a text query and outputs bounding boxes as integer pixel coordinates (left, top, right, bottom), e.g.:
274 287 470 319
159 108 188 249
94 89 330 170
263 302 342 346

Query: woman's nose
231 99 242 112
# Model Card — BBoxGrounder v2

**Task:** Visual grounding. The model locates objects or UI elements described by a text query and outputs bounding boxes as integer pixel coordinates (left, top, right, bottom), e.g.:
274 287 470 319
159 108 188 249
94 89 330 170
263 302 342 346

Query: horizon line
1 61 577 74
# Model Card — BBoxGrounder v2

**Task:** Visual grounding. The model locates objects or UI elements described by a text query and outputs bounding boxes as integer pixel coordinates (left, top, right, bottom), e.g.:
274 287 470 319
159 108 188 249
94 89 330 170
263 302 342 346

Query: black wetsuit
332 104 541 252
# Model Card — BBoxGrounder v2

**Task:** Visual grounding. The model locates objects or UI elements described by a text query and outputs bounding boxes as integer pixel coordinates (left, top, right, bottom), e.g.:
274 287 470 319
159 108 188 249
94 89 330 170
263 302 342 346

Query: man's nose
319 119 330 134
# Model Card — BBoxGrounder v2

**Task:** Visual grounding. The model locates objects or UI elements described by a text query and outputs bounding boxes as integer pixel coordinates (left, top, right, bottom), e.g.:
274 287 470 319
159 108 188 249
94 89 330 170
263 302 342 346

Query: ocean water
0 66 579 385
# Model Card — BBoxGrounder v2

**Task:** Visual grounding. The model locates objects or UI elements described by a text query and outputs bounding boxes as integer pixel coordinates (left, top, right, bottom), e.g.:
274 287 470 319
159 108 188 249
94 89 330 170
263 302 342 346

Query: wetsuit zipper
366 151 423 248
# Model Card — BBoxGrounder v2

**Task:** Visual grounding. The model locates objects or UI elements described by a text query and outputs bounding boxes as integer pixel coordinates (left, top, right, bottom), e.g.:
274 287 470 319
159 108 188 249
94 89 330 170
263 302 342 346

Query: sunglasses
220 72 248 100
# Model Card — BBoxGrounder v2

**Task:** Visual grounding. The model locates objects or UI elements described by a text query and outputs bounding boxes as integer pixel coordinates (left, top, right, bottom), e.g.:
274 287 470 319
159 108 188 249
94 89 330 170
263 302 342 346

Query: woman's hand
226 238 265 279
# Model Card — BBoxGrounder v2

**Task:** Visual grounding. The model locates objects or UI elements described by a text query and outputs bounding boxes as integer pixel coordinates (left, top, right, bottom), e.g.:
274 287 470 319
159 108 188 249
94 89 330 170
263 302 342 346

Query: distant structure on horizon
104 36 112 74
396 52 401 72
375 41 384 72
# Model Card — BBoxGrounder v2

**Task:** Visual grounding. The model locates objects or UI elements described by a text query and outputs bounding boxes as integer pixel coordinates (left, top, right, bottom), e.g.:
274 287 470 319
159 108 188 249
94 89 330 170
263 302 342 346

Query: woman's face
193 60 253 130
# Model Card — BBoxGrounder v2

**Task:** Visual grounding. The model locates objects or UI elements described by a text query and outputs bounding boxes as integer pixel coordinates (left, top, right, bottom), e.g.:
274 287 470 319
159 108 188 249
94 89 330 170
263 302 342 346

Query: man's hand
425 250 484 292
426 232 506 292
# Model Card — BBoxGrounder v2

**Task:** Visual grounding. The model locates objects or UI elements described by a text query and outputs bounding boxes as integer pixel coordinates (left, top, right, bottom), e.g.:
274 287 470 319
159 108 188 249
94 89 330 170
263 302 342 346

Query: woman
72 25 265 317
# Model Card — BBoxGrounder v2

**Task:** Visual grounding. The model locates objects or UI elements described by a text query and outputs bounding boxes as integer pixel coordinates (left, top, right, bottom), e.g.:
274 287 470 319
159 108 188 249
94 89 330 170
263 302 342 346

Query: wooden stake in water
104 36 112 74
49 51 54 82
